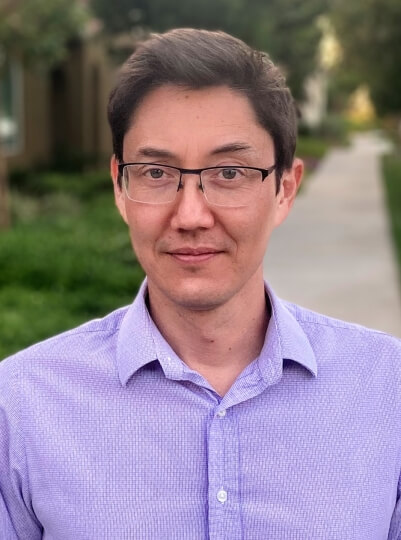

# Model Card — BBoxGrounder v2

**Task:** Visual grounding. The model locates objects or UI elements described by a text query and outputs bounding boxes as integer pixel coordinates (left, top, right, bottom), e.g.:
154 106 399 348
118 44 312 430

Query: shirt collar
116 279 317 387
116 280 158 387
257 283 318 385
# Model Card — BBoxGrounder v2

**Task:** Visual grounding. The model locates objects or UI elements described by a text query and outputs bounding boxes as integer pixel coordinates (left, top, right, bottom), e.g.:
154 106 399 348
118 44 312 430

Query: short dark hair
107 28 298 192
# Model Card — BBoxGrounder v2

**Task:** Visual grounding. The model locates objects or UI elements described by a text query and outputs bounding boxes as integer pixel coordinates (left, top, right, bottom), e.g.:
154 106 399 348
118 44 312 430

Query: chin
163 279 232 312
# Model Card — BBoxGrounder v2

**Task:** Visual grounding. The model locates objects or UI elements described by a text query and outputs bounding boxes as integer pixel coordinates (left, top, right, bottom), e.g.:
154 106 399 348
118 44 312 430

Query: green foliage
91 0 328 99
249 0 328 99
382 153 401 284
295 135 328 179
296 136 328 160
10 169 111 198
299 114 348 145
0 170 145 359
0 0 88 67
330 0 401 115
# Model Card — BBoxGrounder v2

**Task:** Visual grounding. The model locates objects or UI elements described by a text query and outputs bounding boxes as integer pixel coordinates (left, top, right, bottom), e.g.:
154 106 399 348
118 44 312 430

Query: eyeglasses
118 162 276 207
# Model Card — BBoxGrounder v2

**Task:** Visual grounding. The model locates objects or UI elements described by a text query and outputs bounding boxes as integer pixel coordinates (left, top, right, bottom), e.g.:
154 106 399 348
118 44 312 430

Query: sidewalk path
264 131 401 337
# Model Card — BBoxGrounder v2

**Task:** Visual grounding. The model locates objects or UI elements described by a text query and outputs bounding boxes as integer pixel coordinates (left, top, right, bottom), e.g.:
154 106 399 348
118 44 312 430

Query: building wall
80 36 115 165
6 66 51 169
6 35 114 171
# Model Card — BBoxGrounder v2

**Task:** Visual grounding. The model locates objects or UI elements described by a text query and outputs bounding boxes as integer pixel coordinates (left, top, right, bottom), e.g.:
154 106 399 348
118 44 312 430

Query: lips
167 247 223 263
169 247 221 255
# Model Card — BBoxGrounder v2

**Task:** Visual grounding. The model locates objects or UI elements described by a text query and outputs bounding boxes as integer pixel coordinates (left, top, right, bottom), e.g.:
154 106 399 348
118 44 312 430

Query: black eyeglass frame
117 162 276 188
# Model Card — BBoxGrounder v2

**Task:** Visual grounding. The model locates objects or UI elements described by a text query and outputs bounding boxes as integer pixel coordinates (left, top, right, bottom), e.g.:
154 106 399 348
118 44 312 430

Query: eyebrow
133 142 254 161
210 142 254 156
135 147 176 160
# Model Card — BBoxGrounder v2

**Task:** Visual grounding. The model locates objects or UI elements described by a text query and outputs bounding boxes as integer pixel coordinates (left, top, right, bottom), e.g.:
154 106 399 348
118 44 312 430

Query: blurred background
0 0 400 358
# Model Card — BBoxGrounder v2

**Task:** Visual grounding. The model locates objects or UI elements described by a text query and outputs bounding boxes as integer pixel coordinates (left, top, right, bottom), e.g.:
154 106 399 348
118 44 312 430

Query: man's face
112 85 302 311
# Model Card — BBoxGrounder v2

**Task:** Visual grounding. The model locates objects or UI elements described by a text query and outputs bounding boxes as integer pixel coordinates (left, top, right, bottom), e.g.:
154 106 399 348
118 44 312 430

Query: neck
147 277 269 396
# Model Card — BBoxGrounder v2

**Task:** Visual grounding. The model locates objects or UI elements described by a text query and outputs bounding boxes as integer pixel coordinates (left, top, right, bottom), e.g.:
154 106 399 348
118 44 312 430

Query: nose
170 174 215 231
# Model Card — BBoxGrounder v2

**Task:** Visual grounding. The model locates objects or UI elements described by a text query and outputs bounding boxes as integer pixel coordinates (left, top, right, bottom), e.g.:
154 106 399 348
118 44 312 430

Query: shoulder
0 305 130 381
284 300 401 356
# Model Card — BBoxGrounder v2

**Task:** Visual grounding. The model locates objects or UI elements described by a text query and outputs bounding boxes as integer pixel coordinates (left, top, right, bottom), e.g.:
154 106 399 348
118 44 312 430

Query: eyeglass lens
123 164 264 207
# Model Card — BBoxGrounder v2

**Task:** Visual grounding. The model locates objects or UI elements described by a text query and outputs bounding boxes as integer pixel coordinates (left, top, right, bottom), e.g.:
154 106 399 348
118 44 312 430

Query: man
1 28 401 539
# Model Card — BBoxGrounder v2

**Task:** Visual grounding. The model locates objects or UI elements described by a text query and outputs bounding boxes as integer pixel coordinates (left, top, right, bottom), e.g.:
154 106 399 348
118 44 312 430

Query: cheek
231 207 274 258
125 207 160 256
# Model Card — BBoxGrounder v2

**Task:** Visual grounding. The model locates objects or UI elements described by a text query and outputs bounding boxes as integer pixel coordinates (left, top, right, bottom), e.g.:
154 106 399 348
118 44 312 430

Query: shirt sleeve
388 488 401 538
387 437 401 540
0 356 43 539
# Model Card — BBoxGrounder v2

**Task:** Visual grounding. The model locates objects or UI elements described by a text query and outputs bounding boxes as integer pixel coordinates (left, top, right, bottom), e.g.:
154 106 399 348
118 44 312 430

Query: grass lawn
0 171 144 360
382 153 401 286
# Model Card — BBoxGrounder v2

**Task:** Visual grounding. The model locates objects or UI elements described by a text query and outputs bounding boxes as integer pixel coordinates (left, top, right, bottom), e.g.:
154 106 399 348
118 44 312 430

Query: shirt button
217 489 228 503
217 409 226 418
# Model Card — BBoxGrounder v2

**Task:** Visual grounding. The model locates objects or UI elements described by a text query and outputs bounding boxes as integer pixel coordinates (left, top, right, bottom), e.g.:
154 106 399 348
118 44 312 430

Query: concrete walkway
264 131 401 337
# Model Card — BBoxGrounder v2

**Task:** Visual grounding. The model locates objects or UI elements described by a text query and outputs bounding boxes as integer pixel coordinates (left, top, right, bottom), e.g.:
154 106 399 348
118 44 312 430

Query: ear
273 157 304 227
111 155 128 224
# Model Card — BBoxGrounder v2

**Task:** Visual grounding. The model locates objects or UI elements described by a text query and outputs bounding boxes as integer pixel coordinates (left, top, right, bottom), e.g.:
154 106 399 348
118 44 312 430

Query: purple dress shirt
1 279 401 539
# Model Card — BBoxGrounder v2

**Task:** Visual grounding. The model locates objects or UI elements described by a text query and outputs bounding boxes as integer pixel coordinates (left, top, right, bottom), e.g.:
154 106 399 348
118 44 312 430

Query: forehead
123 84 273 160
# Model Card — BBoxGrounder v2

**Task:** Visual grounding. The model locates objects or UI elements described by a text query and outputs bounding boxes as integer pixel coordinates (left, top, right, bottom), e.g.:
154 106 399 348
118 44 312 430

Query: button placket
207 405 242 538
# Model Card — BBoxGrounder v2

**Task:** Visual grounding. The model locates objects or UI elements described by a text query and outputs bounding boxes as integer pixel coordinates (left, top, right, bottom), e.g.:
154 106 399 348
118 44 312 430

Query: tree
0 0 87 229
91 0 328 99
246 0 329 98
330 0 401 116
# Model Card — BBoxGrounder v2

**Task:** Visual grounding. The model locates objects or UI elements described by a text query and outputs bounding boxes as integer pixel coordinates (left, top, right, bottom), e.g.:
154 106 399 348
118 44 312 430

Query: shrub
382 153 401 284
0 171 145 359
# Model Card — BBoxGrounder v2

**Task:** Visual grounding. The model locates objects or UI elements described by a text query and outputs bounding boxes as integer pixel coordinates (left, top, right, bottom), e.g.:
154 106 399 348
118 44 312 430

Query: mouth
166 247 223 263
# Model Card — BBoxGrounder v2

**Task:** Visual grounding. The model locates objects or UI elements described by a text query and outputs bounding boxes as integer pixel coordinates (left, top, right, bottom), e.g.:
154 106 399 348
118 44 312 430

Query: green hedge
0 172 144 360
382 153 401 285
296 136 328 160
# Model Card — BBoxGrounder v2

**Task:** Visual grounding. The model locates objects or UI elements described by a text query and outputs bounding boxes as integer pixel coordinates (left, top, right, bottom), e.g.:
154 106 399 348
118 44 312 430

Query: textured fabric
1 279 401 540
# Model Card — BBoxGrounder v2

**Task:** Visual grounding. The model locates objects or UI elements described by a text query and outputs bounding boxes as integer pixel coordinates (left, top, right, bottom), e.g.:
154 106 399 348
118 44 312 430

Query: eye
221 168 240 180
148 168 164 179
